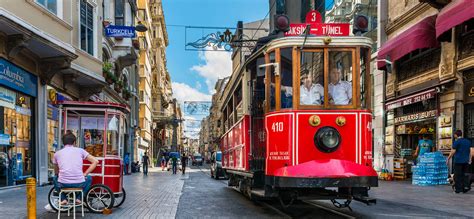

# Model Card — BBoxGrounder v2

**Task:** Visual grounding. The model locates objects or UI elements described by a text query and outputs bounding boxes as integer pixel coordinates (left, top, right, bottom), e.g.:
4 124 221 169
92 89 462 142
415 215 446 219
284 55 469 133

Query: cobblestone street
1 165 474 218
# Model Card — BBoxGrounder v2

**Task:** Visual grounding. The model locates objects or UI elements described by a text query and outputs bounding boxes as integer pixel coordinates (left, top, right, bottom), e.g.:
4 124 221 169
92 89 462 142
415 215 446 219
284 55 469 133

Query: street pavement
0 165 473 218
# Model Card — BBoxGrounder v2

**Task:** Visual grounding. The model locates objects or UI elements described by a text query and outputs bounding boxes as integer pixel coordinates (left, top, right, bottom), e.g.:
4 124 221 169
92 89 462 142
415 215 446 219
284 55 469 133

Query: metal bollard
26 177 36 219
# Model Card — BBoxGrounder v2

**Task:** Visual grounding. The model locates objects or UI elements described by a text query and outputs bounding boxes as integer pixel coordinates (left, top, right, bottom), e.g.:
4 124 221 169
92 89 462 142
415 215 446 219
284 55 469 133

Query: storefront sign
15 106 31 116
394 110 438 124
464 80 474 104
385 89 436 110
0 58 37 97
47 104 59 120
0 86 16 109
105 25 136 38
0 134 10 145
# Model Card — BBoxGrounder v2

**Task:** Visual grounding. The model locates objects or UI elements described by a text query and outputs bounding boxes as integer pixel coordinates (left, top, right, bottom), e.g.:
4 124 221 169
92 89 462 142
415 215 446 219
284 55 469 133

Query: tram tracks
194 166 356 218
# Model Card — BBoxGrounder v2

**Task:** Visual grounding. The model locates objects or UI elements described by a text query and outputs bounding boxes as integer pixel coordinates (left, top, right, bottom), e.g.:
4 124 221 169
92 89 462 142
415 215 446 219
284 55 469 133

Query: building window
80 0 94 55
36 0 58 15
115 0 125 26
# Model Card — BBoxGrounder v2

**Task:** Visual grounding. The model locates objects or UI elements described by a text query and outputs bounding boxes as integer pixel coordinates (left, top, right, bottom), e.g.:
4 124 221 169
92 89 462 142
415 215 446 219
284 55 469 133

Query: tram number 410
271 122 284 132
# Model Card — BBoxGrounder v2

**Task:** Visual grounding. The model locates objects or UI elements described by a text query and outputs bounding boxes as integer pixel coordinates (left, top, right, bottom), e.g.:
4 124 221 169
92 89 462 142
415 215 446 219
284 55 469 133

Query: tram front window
300 51 324 105
328 51 353 106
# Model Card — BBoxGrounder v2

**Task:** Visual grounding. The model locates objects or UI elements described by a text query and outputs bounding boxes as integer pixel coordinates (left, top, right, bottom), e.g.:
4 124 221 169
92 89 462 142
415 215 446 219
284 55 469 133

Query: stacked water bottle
412 152 449 186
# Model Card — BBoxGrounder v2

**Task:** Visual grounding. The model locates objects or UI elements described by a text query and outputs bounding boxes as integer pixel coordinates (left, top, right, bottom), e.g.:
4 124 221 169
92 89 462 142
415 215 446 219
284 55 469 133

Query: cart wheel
113 187 126 208
48 187 72 212
85 184 115 213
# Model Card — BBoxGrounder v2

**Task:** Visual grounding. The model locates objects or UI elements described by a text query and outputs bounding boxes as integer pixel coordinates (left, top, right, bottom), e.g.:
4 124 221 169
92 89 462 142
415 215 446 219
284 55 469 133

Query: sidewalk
0 167 186 219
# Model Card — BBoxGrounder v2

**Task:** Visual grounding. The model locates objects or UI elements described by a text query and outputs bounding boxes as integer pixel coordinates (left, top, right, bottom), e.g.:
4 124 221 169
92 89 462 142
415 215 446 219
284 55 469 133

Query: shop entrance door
464 103 474 141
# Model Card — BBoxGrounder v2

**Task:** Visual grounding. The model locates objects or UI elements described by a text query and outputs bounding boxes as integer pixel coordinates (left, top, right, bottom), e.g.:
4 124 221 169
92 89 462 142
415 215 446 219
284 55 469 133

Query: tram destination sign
385 89 436 110
394 109 438 125
284 10 350 37
284 23 350 37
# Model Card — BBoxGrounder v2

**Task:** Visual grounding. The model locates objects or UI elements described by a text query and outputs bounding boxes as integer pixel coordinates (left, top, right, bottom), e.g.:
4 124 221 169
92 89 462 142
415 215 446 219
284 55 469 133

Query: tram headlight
314 127 341 153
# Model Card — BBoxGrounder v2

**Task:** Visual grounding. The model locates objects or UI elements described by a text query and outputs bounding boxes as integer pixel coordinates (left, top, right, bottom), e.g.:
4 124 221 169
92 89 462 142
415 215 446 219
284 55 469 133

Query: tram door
249 58 266 186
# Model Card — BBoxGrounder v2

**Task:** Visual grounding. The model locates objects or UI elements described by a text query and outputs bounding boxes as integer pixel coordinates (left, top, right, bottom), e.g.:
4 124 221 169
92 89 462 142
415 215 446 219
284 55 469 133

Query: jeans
172 164 177 174
143 164 148 175
454 163 470 193
124 164 129 175
182 165 186 174
54 176 92 201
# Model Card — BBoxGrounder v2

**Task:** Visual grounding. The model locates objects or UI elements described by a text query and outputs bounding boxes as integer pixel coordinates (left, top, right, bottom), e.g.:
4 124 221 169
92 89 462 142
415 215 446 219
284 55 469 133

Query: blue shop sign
105 25 136 38
0 58 37 97
0 134 11 145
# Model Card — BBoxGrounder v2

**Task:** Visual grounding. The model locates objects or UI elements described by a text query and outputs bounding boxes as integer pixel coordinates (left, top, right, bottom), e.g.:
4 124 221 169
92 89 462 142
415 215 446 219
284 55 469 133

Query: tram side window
328 51 353 106
268 52 276 111
300 51 324 105
360 48 369 108
280 48 293 109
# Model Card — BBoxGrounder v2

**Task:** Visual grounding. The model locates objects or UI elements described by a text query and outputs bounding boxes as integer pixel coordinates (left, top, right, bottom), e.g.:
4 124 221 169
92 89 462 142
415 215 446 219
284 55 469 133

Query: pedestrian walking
161 156 166 171
124 153 130 175
181 153 188 175
447 130 472 193
142 152 149 176
171 155 178 174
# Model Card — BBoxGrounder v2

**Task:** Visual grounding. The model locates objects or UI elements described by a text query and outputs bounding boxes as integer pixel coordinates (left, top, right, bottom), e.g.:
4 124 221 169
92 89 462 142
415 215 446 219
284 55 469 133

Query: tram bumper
267 159 378 188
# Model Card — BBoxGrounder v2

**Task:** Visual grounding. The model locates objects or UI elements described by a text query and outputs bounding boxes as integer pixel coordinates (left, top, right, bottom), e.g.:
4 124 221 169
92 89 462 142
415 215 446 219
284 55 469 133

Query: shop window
300 51 324 106
280 48 293 109
328 51 353 106
115 0 125 26
80 0 94 55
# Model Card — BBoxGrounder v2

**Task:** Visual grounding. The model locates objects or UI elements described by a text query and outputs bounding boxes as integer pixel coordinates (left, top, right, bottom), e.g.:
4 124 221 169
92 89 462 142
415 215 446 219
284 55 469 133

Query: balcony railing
397 48 441 82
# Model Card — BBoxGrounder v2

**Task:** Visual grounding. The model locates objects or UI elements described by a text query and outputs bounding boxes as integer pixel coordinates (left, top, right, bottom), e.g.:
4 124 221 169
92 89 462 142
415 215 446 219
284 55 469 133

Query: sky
163 0 334 138
163 0 270 138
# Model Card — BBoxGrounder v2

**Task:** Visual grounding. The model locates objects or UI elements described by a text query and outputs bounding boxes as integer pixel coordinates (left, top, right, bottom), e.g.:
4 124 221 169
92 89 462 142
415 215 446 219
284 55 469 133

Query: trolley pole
26 177 36 219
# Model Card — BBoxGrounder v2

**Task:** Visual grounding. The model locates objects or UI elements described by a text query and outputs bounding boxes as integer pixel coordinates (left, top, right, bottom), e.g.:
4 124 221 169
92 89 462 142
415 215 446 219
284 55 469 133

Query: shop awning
377 15 438 70
436 0 474 40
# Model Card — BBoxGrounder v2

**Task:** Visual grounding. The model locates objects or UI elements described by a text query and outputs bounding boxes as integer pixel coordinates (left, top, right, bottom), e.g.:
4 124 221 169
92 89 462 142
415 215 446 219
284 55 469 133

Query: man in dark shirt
181 154 188 175
142 152 149 176
447 130 472 193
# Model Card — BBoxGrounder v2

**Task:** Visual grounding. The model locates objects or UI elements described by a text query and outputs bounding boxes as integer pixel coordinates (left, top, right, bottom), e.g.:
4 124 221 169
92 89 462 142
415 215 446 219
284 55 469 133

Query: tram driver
300 72 324 105
329 67 352 105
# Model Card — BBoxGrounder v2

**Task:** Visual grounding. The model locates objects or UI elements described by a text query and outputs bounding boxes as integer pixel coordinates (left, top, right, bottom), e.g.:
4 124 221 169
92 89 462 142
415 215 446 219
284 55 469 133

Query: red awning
436 0 474 39
377 15 438 70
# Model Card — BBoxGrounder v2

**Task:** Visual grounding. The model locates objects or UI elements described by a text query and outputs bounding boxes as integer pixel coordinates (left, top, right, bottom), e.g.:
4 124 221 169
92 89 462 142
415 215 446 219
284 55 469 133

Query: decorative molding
39 56 72 85
397 69 438 91
385 3 432 35
6 34 30 60
458 56 474 71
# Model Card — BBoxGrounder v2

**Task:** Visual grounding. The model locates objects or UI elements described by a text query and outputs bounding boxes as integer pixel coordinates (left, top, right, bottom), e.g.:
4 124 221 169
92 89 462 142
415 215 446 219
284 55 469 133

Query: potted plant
114 80 123 93
122 88 131 100
103 62 117 84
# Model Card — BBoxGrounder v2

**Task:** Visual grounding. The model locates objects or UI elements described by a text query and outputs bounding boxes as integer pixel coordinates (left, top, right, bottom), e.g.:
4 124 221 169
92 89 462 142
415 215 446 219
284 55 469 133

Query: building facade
376 0 474 177
0 0 109 187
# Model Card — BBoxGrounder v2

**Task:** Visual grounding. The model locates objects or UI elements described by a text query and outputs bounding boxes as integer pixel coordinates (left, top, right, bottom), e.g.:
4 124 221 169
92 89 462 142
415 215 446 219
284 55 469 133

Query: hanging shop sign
385 89 436 110
105 25 136 38
394 109 438 124
285 10 349 37
0 58 37 97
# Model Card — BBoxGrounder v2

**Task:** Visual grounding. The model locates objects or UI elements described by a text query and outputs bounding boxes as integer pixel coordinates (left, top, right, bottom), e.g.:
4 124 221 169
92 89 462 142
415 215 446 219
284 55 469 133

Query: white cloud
172 82 212 106
190 51 232 93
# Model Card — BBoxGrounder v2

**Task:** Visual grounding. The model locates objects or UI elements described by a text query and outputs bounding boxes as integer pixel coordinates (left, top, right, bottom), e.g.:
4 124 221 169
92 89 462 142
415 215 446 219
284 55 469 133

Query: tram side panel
222 116 251 172
264 112 294 175
360 113 373 167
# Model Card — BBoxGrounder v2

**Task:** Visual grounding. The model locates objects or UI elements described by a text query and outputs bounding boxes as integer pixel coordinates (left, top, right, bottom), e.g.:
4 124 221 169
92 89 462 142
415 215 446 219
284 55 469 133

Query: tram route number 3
271 122 284 132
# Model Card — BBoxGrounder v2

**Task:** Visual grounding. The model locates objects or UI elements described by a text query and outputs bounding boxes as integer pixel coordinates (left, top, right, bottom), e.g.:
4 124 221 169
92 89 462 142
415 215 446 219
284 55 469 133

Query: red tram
219 36 377 207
